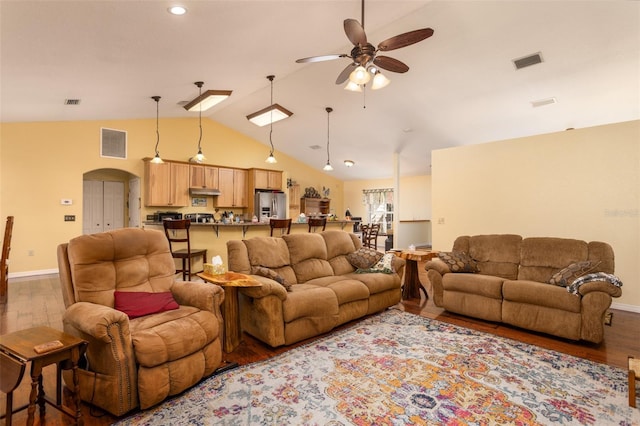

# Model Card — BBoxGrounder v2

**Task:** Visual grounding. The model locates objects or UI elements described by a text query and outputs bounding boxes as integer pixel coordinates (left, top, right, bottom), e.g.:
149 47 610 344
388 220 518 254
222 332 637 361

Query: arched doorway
83 169 140 235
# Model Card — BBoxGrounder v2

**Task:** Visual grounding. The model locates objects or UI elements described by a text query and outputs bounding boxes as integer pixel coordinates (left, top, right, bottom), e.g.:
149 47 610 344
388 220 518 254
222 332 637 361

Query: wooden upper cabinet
190 164 219 189
300 197 330 216
252 169 282 190
216 168 247 207
144 160 189 207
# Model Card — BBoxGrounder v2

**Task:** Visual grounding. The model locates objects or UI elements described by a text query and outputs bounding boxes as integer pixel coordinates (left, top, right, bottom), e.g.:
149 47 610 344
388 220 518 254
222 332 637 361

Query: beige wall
0 117 343 274
431 120 640 310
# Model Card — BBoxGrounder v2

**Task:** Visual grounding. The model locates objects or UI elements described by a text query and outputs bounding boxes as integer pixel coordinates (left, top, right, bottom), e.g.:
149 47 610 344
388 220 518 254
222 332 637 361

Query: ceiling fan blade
296 54 347 64
344 19 367 46
373 56 409 73
377 28 434 52
336 63 357 84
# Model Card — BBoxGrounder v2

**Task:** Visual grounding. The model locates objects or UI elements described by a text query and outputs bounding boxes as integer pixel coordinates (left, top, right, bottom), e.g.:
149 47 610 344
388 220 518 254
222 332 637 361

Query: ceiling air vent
531 97 557 108
100 128 127 159
513 52 543 70
64 99 81 105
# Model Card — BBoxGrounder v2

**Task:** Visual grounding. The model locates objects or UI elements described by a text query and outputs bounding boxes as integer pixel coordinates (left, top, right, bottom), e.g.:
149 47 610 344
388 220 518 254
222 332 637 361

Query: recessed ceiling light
168 6 187 16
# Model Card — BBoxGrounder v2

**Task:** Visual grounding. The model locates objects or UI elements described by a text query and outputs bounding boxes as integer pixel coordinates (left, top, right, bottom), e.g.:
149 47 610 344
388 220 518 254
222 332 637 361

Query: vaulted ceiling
2 1 638 180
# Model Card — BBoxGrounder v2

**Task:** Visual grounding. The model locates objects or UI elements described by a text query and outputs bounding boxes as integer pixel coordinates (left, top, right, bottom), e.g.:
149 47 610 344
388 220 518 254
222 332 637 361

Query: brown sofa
227 230 405 347
57 228 225 416
425 234 622 343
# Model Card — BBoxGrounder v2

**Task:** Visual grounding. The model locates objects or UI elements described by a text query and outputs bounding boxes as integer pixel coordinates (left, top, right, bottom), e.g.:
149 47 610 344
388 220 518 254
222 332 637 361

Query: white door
83 181 104 234
128 177 141 228
83 180 125 234
103 181 124 231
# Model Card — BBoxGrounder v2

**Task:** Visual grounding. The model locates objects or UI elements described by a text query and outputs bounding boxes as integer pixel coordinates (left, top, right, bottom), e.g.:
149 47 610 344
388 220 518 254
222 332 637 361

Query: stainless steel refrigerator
255 191 287 220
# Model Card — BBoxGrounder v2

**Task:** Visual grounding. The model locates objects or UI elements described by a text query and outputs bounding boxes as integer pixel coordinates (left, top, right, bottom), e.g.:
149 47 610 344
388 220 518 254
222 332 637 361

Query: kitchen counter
144 219 358 238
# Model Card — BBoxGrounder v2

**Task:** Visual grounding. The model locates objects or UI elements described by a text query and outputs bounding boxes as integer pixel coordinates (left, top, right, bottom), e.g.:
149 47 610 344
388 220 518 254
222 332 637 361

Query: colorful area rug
117 309 639 425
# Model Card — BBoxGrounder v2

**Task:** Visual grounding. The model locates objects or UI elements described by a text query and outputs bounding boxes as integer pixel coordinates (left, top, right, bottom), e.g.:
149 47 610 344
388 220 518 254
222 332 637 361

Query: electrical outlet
437 217 445 225
28 250 35 256
64 215 76 222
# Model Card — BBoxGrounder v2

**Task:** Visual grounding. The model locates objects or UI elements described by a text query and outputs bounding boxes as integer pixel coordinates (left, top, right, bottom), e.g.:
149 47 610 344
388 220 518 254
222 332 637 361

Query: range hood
189 187 221 196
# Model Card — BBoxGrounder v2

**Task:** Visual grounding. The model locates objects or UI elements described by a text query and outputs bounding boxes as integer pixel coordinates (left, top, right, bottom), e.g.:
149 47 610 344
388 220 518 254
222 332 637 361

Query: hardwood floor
1 273 638 424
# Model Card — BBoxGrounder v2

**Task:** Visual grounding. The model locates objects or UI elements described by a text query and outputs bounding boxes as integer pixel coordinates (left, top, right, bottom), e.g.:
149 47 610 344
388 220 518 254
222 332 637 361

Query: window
363 188 393 232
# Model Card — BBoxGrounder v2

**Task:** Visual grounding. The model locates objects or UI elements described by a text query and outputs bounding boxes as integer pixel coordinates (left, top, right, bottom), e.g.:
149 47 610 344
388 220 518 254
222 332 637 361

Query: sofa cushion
442 273 505 299
322 230 359 259
547 261 600 287
114 291 179 318
344 270 402 295
282 285 339 322
502 280 581 313
346 247 383 269
130 306 219 367
437 251 478 273
467 234 522 280
244 237 290 269
305 276 370 305
519 237 589 282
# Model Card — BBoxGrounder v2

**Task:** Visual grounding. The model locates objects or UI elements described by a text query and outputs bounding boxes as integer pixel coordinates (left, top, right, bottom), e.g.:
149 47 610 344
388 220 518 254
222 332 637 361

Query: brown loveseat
425 234 622 343
57 228 225 416
227 230 405 347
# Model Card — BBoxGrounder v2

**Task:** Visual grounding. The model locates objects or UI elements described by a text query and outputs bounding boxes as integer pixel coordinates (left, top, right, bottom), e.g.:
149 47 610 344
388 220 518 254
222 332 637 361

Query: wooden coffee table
396 250 439 300
197 271 262 353
0 326 87 426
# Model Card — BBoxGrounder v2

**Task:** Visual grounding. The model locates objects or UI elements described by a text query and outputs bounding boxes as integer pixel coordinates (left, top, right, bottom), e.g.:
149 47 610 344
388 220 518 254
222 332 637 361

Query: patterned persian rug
116 309 639 425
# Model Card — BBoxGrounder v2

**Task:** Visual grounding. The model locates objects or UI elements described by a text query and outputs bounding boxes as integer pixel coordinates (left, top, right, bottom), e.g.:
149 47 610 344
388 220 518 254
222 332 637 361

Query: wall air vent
513 52 543 70
100 128 127 159
64 99 81 105
531 97 557 108
309 145 322 150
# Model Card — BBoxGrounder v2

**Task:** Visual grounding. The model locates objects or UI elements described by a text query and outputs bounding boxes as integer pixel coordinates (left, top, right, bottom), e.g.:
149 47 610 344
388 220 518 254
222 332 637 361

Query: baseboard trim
611 302 640 314
8 269 58 279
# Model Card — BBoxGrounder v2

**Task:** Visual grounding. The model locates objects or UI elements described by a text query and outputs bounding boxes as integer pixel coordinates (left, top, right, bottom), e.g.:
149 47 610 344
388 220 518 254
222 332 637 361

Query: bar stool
308 217 326 233
270 218 292 236
163 219 207 281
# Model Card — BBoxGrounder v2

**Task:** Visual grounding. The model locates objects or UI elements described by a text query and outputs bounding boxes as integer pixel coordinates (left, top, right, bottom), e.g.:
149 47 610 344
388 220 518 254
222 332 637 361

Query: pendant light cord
269 76 275 156
197 84 203 153
154 97 160 155
326 107 332 164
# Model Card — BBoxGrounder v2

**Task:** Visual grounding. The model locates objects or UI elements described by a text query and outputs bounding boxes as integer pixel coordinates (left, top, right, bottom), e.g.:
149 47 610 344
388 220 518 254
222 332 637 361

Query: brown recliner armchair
57 228 224 416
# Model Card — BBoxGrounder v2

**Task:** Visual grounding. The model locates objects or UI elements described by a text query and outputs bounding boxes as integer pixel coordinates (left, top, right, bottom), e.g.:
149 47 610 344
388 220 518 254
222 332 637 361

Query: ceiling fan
295 0 434 90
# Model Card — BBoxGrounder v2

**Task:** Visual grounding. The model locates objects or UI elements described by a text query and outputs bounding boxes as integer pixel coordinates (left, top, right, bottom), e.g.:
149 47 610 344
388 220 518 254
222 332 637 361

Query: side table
0 326 87 426
197 271 262 353
396 250 439 300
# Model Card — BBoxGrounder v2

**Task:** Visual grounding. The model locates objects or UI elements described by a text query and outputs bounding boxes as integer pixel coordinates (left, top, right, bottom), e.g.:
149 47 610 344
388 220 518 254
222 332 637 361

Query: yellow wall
0 117 343 274
431 120 640 310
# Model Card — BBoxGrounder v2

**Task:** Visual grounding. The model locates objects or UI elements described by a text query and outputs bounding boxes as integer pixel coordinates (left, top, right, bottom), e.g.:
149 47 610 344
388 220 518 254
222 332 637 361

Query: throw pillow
437 251 478 273
114 291 179 319
548 260 600 286
346 247 384 270
252 266 292 291
356 253 395 274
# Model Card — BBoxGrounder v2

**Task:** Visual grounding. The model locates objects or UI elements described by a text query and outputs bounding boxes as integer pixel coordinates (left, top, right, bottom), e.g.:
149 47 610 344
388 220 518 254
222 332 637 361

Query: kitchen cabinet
288 184 300 218
190 164 219 189
251 169 282 190
144 160 189 207
216 168 247 207
300 198 330 216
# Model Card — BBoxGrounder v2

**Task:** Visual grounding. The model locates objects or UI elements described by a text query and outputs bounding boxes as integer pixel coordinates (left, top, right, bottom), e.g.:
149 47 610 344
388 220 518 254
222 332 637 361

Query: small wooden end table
197 271 262 353
397 250 439 300
0 326 87 426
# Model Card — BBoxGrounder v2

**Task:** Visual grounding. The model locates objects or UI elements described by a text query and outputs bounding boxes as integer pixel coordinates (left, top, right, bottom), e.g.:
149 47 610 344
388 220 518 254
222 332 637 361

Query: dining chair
270 218 292 236
307 217 327 233
1 216 14 304
163 219 207 281
361 223 380 249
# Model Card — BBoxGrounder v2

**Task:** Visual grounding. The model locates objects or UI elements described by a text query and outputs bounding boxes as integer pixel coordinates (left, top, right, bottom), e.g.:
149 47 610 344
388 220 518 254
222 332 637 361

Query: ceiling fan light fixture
344 81 363 92
184 89 232 112
344 160 355 167
349 65 370 85
247 103 293 127
371 72 390 90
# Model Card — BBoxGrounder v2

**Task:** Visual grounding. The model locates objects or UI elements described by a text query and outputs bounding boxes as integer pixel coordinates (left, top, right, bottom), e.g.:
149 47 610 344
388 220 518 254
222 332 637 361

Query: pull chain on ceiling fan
296 0 434 91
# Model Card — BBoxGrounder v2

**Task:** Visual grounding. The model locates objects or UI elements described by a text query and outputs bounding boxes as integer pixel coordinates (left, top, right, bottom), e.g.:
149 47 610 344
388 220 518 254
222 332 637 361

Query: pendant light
323 107 334 171
265 75 278 163
150 96 164 164
192 81 206 163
